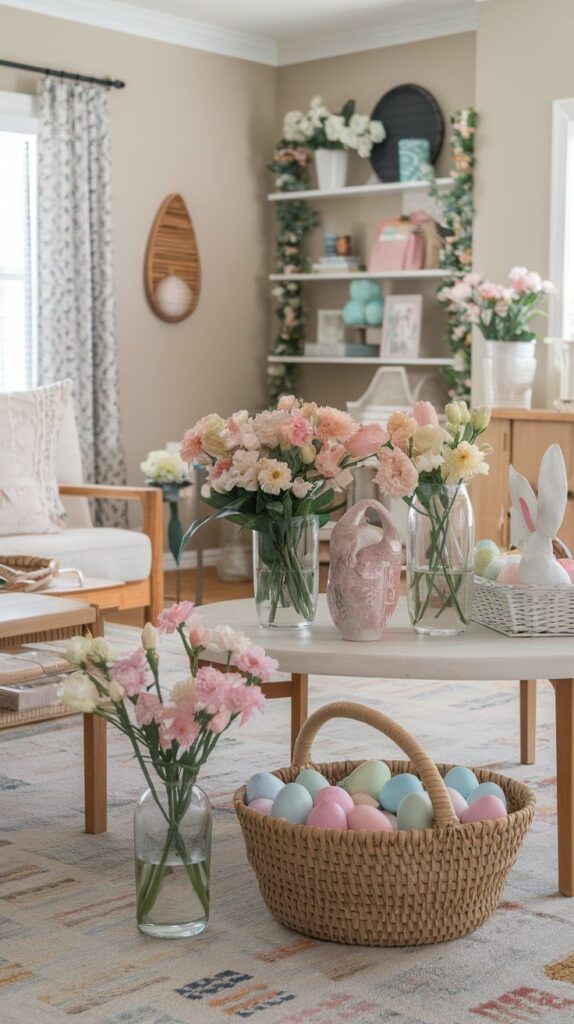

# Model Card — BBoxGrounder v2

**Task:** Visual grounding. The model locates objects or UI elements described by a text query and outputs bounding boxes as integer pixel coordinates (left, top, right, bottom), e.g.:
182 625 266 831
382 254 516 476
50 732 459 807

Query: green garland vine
429 108 477 402
267 144 319 404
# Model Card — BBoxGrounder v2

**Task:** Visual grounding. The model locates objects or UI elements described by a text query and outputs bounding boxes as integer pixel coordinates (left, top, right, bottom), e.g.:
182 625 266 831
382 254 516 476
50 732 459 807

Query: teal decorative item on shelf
343 280 384 327
365 298 384 326
398 138 431 182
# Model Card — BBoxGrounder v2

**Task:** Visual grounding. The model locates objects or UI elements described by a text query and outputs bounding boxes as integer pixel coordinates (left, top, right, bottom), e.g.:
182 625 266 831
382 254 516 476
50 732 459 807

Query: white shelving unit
270 269 453 282
267 355 453 366
267 178 452 202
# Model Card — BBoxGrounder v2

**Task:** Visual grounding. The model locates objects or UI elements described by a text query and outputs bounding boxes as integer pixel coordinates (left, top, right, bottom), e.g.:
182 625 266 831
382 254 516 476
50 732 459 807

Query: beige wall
473 0 574 404
276 33 476 409
0 6 276 490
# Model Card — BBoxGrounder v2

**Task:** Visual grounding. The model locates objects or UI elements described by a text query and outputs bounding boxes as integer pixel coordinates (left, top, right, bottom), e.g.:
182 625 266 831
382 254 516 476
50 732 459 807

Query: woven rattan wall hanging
145 194 201 323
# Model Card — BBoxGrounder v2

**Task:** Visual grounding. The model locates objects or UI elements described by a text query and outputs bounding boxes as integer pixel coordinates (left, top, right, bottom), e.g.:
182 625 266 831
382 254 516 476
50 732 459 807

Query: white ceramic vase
483 339 537 409
314 148 348 191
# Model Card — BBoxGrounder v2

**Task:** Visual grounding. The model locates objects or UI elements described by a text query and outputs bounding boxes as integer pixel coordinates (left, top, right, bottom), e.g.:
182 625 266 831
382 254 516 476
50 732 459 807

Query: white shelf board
269 269 453 282
267 178 453 202
267 355 453 366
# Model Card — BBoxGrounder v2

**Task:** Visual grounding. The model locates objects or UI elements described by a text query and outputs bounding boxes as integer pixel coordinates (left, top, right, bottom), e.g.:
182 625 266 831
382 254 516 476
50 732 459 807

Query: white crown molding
0 0 477 67
277 3 478 65
0 0 278 65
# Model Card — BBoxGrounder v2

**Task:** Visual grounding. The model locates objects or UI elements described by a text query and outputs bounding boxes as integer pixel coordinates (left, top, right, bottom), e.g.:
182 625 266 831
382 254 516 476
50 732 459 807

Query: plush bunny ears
509 443 568 544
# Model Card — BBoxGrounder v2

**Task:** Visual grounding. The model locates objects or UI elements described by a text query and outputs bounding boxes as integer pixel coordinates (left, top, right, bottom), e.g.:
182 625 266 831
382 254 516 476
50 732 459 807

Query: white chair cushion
0 528 151 583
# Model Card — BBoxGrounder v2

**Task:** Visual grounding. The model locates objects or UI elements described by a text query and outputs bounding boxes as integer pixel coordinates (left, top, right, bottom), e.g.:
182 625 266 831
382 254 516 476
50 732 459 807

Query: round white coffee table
199 595 574 896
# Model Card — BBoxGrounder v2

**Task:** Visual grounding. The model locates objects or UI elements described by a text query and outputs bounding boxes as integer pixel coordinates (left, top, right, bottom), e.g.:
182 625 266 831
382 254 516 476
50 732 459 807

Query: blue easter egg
484 557 508 581
475 539 500 555
350 279 381 303
466 781 507 809
364 299 384 326
379 772 423 812
246 771 285 804
396 791 433 830
443 766 479 800
296 768 329 799
342 299 367 326
271 783 313 825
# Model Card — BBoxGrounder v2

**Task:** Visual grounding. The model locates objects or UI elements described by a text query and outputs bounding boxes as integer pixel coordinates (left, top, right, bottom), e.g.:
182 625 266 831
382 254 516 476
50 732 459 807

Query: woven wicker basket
473 575 574 636
234 702 535 947
0 555 57 592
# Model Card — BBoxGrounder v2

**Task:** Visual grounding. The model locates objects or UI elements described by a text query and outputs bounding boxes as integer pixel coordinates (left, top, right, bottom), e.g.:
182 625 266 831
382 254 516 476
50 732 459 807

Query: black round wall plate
370 83 445 182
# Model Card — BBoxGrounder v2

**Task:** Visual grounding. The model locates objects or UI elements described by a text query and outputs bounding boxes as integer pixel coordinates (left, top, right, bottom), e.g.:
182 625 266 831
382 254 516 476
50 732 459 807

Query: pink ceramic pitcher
327 500 402 641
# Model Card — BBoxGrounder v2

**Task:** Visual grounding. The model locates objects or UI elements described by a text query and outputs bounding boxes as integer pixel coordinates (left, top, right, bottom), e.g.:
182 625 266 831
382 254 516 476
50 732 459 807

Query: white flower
142 622 157 651
310 95 325 109
325 114 345 142
231 449 260 491
88 637 113 663
258 458 292 495
209 626 250 654
107 680 125 703
201 483 211 499
66 636 91 666
350 112 370 134
140 449 188 483
58 672 100 712
441 442 489 484
299 443 316 465
369 120 385 143
292 476 312 499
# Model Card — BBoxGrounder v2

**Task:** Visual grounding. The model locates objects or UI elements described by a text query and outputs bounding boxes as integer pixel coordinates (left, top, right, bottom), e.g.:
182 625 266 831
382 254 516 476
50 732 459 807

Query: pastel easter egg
271 783 313 825
306 801 348 831
397 792 434 831
466 781 507 809
484 557 508 581
350 279 381 303
475 539 500 554
314 785 354 816
345 760 391 800
443 766 479 800
246 771 285 804
497 562 521 585
379 773 424 813
461 795 507 824
446 786 468 819
342 299 367 326
474 548 497 577
351 792 379 808
248 798 273 815
558 558 574 582
296 768 330 800
364 298 384 326
348 805 393 832
382 811 398 830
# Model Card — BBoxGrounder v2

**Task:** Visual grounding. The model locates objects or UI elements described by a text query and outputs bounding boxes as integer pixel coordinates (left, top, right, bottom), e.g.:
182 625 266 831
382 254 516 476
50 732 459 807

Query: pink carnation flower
344 423 388 458
277 395 299 411
195 664 228 715
233 645 279 683
315 441 346 479
225 678 266 725
181 419 207 463
188 614 212 648
315 407 359 443
111 648 150 697
159 708 200 751
375 448 419 498
412 401 439 428
135 691 162 725
157 601 195 634
279 413 313 447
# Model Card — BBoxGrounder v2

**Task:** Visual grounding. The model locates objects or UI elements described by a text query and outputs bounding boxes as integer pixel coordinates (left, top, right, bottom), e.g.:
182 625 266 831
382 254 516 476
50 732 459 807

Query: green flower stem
409 485 469 626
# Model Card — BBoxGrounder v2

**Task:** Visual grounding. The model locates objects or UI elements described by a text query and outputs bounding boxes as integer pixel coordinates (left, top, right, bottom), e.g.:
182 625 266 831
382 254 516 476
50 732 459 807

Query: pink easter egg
381 811 398 830
446 786 469 819
461 795 507 824
497 562 521 585
348 805 394 832
306 801 348 831
314 785 354 815
351 792 379 808
558 559 574 582
248 798 273 815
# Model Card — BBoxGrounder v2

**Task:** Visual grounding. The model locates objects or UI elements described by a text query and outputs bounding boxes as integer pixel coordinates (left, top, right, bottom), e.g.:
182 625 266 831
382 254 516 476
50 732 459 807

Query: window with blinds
0 127 37 391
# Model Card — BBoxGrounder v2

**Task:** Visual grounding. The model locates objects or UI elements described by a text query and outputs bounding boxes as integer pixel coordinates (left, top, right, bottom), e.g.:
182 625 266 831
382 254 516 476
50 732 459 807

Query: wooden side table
0 593 107 835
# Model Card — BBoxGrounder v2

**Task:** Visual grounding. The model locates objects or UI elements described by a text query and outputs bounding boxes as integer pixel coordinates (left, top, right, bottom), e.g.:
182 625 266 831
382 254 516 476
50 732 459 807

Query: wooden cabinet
472 409 574 552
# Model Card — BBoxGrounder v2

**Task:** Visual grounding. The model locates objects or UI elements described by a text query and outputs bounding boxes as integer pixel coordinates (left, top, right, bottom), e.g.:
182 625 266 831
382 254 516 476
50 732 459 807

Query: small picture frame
317 309 345 347
381 295 422 359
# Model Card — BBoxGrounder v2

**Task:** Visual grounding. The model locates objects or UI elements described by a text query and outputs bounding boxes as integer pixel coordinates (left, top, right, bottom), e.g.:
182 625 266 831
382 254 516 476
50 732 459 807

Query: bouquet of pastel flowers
58 601 276 934
439 267 555 341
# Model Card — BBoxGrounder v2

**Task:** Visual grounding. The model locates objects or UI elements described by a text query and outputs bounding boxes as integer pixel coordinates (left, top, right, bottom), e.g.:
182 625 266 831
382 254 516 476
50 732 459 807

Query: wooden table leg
554 679 574 896
520 679 537 764
290 674 308 759
83 713 107 834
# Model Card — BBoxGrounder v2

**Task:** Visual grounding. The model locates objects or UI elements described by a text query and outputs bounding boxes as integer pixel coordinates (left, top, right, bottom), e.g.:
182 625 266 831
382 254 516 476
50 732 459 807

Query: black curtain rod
0 58 125 89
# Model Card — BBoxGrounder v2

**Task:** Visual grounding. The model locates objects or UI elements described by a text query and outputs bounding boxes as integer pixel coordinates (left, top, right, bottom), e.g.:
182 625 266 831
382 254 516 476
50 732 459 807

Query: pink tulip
344 423 388 458
412 401 439 428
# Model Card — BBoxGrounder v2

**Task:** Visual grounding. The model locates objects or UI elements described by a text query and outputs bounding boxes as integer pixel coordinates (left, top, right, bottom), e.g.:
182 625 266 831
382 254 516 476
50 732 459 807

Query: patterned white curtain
37 77 127 527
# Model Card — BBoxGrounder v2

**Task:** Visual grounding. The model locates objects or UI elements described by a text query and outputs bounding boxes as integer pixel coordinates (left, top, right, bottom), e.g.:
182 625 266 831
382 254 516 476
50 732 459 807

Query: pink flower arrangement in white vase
439 268 555 409
59 602 276 938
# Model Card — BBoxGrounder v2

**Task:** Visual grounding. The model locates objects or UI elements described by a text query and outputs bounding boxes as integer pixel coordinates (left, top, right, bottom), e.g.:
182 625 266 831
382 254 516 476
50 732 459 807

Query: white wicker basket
472 576 574 637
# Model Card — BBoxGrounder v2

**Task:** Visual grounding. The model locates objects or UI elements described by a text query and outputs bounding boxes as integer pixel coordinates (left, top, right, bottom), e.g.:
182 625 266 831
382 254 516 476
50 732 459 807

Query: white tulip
66 636 91 666
142 622 158 651
58 672 100 712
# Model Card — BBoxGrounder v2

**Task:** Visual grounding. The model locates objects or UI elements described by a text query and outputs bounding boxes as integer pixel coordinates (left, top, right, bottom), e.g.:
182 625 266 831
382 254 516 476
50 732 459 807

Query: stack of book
312 255 362 274
0 647 72 711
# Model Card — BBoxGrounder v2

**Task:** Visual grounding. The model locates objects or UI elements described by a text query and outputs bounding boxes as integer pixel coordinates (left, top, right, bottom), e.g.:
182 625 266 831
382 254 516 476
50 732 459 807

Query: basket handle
292 701 458 828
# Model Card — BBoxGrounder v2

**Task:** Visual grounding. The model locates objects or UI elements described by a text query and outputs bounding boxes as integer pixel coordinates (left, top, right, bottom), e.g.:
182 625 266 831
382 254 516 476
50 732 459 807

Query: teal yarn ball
364 299 384 326
342 299 367 326
350 280 381 303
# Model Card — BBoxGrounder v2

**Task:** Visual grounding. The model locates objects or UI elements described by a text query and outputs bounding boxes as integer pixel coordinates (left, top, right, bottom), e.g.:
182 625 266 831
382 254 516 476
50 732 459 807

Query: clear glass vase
253 515 319 629
406 483 474 637
134 778 211 939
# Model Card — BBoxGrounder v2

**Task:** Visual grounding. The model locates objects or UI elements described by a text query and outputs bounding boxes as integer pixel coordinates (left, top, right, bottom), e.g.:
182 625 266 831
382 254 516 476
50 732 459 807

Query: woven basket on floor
473 575 574 636
234 702 535 947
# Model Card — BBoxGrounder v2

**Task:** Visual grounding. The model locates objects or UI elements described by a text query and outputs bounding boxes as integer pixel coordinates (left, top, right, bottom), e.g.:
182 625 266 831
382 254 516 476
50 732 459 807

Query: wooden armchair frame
59 484 164 622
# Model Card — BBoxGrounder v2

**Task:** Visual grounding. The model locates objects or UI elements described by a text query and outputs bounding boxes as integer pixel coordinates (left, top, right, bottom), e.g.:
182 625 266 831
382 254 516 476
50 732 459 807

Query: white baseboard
163 547 220 571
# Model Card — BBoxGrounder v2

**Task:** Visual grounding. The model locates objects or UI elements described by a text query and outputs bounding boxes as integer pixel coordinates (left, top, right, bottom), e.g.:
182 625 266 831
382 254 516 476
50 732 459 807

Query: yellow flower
441 442 489 484
58 672 100 712
258 458 292 495
201 414 228 458
471 406 491 432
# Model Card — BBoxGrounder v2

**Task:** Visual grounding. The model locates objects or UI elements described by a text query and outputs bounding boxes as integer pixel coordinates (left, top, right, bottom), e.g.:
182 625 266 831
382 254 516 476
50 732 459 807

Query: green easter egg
342 299 367 326
484 557 507 581
364 299 384 326
345 759 391 800
474 548 496 577
350 279 381 303
475 539 500 554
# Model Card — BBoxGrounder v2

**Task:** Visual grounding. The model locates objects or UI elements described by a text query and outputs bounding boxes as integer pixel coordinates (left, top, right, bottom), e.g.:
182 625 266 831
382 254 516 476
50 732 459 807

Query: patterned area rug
1 624 574 1024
